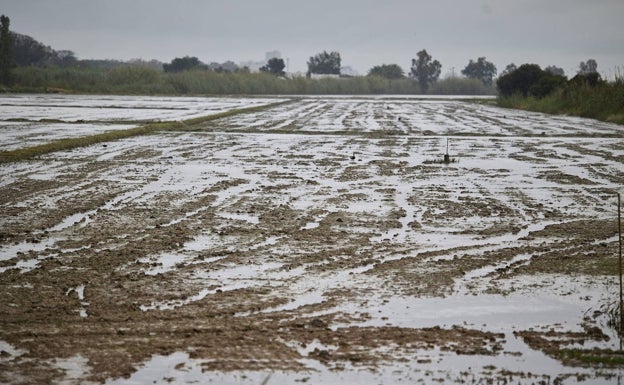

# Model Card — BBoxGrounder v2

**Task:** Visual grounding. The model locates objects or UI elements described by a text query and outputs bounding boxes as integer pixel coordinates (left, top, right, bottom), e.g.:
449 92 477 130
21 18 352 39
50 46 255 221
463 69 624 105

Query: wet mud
1 96 624 384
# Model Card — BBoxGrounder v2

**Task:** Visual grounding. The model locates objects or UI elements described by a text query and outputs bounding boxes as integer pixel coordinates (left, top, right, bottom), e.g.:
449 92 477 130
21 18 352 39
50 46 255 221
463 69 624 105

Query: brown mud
1 98 624 384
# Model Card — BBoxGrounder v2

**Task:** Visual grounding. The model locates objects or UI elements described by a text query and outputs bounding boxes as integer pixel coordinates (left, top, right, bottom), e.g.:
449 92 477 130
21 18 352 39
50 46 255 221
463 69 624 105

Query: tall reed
9 66 497 96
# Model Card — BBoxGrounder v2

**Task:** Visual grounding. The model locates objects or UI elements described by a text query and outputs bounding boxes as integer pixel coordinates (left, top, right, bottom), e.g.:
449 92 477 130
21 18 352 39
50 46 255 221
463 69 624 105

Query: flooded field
1 94 624 384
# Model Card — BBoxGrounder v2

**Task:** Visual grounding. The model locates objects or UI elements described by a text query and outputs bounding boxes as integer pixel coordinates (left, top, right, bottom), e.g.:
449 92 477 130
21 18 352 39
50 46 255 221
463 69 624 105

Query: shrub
497 64 545 97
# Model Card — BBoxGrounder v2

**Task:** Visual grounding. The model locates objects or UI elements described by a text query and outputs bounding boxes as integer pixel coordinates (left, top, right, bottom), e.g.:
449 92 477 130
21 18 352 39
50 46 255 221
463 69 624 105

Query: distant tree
544 65 565 76
409 49 441 93
12 33 47 66
211 60 239 72
0 14 14 85
127 58 164 71
500 63 517 77
368 64 404 79
570 72 603 87
307 51 341 76
461 57 497 86
11 33 77 67
497 63 565 98
260 57 286 76
163 56 206 72
578 59 598 74
50 50 77 67
78 59 127 70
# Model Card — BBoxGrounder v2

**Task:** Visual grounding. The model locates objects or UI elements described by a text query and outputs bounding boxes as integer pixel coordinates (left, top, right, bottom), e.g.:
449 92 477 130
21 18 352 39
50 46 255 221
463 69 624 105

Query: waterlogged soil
1 96 624 384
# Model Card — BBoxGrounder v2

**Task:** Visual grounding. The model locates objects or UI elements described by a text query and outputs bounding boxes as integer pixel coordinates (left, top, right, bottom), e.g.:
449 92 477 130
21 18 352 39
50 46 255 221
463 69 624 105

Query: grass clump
555 349 624 367
423 157 458 164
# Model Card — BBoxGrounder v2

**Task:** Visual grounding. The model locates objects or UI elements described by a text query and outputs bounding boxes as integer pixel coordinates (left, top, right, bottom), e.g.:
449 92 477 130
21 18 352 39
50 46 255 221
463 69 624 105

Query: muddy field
1 94 624 384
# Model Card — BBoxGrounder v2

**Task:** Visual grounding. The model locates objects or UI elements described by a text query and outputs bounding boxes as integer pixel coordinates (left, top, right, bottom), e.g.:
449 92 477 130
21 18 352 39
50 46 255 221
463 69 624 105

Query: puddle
101 346 622 385
0 340 27 358
104 352 204 385
66 284 89 318
140 261 284 311
300 221 320 230
347 294 585 331
141 252 189 276
54 355 95 385
217 211 260 224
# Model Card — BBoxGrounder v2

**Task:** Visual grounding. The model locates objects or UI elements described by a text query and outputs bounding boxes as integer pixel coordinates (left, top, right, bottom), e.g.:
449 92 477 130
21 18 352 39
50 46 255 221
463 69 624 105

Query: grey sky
1 0 623 78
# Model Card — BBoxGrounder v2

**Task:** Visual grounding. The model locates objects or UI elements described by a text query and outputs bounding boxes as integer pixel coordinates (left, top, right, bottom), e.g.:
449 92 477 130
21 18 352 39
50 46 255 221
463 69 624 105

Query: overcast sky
1 0 623 78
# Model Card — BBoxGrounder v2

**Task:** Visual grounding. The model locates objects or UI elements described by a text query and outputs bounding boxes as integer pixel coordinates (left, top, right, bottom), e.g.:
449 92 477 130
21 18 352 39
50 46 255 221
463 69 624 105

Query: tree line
0 14 495 94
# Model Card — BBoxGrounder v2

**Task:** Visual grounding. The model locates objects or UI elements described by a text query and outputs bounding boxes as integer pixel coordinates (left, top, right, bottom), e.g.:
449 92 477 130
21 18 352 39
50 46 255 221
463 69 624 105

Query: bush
497 64 545 97
498 75 624 125
529 73 567 98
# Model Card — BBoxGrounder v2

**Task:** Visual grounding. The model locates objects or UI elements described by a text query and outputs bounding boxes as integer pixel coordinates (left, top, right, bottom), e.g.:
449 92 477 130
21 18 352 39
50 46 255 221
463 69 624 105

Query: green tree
11 33 77 67
497 64 543 97
545 65 565 76
368 64 404 79
461 57 497 86
409 49 441 93
497 63 565 98
500 63 517 77
260 57 286 76
307 51 341 76
163 56 206 72
570 72 603 87
0 14 14 86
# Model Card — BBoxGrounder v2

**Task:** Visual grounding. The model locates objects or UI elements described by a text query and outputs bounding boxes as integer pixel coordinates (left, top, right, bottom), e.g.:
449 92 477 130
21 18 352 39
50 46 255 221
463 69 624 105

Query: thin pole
619 192 623 338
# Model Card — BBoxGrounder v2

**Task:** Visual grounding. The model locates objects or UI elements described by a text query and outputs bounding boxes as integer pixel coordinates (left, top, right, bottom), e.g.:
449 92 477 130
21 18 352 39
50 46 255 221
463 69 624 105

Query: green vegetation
0 14 14 86
260 58 286 76
307 50 341 76
497 70 624 125
461 57 497 86
368 64 405 79
555 349 624 367
429 77 494 95
8 65 496 95
163 56 206 72
0 99 294 164
497 64 566 98
409 49 442 93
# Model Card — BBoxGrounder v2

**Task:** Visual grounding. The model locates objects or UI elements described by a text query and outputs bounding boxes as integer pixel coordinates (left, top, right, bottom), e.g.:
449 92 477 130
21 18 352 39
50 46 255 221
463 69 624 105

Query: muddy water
1 96 624 384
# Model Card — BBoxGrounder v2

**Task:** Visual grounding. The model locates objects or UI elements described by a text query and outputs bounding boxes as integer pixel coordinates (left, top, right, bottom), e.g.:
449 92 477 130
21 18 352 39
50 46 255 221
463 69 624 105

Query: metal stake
619 192 623 338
